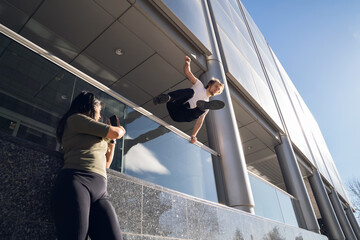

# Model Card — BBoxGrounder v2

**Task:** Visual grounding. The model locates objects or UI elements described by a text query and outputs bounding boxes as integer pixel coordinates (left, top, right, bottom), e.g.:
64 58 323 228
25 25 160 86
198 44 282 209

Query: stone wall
0 133 328 240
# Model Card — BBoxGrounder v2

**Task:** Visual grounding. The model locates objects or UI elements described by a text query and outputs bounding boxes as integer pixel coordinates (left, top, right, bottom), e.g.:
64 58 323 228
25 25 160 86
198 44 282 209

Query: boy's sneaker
153 94 170 105
197 100 225 111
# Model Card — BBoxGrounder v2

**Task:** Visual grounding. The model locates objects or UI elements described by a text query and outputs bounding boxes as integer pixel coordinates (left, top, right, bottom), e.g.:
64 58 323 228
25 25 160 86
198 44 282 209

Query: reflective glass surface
217 27 260 102
0 33 125 156
270 73 314 163
266 31 348 201
0 32 218 203
212 0 349 200
122 108 218 202
293 91 332 182
210 0 282 129
277 191 298 227
249 174 299 227
160 0 211 51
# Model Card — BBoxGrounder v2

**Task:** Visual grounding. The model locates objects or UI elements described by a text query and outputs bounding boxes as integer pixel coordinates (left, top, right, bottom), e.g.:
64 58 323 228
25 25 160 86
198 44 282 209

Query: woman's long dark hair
56 91 101 142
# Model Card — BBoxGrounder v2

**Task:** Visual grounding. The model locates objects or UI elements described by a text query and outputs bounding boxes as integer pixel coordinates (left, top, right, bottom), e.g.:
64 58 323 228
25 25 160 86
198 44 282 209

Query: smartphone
109 115 118 126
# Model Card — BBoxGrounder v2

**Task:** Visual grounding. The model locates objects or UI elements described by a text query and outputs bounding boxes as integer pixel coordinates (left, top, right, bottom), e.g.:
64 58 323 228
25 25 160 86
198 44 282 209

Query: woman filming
52 91 125 240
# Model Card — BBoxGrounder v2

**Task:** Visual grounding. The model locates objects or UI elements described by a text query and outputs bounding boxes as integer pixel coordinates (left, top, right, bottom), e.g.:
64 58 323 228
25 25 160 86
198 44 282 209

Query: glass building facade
0 0 357 239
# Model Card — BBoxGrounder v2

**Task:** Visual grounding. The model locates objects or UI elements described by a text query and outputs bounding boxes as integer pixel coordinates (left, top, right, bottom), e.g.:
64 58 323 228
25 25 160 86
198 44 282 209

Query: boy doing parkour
153 56 225 143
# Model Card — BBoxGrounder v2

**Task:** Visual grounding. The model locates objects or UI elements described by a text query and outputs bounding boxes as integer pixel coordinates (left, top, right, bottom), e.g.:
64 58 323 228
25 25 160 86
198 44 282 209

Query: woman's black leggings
51 169 122 240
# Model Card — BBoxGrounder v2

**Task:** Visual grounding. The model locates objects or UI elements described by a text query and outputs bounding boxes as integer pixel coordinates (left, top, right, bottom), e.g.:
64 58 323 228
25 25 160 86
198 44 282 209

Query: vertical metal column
308 169 345 239
275 134 320 233
345 204 360 240
201 63 255 213
202 0 254 213
329 188 357 240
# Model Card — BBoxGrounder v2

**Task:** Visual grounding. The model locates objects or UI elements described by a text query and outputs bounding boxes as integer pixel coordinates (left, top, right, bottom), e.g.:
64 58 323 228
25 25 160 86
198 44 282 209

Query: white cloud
125 144 170 175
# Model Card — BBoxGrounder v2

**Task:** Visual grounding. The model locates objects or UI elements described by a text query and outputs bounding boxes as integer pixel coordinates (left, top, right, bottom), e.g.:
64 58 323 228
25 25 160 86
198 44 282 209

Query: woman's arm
106 116 126 140
105 141 116 168
106 125 126 139
105 116 126 168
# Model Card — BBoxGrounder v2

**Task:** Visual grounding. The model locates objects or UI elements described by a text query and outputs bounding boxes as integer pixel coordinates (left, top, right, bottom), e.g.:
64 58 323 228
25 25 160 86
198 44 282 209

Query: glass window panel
239 38 264 75
270 80 314 163
0 32 219 203
213 1 260 74
277 192 298 227
211 0 259 71
253 72 282 128
161 0 211 51
269 60 314 163
323 154 347 199
240 1 350 203
309 133 332 182
241 5 268 53
270 48 349 200
227 0 240 10
211 0 250 54
123 108 218 202
291 91 333 182
212 0 282 129
213 0 232 14
227 1 253 44
258 47 279 82
217 27 260 103
250 174 299 227
250 175 285 223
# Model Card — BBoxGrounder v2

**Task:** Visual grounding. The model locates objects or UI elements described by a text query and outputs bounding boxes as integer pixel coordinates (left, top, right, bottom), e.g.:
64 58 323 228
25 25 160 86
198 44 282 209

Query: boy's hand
185 56 191 66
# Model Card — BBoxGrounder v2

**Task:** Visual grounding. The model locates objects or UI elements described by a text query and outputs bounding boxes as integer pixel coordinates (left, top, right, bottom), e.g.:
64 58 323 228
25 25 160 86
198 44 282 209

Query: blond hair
205 78 224 93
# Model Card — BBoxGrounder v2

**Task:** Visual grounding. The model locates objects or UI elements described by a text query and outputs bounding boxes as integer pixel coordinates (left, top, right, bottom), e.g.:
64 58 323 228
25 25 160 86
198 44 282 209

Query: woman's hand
106 116 126 140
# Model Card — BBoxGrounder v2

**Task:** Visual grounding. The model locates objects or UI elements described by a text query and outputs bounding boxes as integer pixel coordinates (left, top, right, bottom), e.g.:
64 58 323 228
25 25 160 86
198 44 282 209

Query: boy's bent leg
89 195 123 240
196 100 225 111
154 89 194 105
168 88 194 104
153 93 170 105
167 102 203 122
167 101 188 122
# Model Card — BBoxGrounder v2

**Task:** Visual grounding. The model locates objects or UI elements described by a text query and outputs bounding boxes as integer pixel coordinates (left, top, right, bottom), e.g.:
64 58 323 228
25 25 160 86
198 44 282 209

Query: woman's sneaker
153 94 170 105
196 100 225 111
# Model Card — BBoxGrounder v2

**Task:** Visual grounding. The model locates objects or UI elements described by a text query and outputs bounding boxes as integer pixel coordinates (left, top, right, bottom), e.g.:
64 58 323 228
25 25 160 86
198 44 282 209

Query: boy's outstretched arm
190 112 207 143
184 56 198 85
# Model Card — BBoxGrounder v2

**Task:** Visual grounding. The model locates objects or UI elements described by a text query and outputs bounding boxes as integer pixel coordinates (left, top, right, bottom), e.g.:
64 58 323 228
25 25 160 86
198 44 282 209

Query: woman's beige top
62 113 110 178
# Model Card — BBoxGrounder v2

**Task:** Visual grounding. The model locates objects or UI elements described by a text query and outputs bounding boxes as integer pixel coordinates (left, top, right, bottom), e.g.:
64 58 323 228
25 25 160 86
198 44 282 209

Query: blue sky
240 0 360 185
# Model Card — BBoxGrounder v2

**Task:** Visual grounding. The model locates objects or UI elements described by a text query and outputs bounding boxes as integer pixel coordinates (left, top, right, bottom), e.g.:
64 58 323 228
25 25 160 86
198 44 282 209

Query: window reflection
249 174 298 226
160 0 211 51
277 191 298 227
123 108 218 202
0 33 218 203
